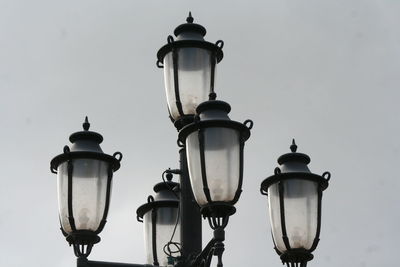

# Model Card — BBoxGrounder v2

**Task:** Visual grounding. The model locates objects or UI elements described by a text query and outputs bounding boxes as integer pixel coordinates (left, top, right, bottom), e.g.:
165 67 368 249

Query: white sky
1 1 399 267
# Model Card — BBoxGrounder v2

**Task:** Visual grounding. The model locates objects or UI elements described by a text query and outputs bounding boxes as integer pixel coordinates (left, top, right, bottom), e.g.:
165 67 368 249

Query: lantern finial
83 116 90 131
290 139 297 152
187 12 194 23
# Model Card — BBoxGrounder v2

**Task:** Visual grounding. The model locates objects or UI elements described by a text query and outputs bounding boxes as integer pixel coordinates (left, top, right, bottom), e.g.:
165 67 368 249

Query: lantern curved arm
189 237 221 267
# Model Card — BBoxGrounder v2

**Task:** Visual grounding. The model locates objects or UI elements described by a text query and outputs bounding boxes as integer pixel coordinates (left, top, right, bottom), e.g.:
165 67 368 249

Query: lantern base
201 203 236 229
280 249 313 267
173 115 195 131
66 230 100 258
200 203 236 218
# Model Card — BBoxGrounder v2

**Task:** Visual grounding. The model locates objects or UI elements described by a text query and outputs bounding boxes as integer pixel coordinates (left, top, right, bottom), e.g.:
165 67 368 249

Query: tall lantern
178 100 252 229
157 12 224 130
50 117 122 258
260 140 330 267
136 173 180 267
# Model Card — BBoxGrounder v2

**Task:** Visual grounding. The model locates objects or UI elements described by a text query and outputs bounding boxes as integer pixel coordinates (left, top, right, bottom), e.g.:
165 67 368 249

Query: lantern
136 173 180 266
260 140 330 267
178 100 252 228
157 12 224 129
50 117 122 258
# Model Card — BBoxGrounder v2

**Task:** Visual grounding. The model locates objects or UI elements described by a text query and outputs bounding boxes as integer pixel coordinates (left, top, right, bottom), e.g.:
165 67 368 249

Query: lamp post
50 13 330 267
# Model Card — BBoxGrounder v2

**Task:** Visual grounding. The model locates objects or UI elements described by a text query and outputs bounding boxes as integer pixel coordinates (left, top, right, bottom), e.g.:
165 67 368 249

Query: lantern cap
153 180 179 193
196 100 231 114
278 139 311 165
174 12 207 37
69 116 103 144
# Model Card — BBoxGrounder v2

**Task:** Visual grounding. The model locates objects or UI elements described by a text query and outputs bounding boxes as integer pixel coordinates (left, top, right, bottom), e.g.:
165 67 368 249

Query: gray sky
1 1 399 267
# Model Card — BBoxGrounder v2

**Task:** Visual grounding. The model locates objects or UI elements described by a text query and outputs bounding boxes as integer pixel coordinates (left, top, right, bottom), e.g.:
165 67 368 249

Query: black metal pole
179 148 202 261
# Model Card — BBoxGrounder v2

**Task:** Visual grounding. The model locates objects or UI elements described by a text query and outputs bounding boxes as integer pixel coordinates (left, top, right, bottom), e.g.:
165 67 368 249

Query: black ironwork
260 140 330 267
50 117 122 258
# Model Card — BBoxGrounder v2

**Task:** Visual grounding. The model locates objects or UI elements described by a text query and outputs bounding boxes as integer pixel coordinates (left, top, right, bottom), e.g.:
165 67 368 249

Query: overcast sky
1 1 399 267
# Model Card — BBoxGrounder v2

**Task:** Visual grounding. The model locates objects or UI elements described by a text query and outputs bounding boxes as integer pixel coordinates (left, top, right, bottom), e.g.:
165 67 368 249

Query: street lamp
260 140 330 267
178 100 252 223
136 172 180 267
157 12 224 130
50 117 122 258
49 13 331 267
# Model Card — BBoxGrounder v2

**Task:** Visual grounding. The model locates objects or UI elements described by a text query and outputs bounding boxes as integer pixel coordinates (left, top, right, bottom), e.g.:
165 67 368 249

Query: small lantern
136 173 180 266
178 100 252 228
50 117 122 258
157 12 224 129
260 140 330 267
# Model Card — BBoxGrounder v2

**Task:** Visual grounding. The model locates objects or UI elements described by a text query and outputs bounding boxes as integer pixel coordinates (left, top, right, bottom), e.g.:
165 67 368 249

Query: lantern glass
143 207 180 266
268 179 319 252
164 48 215 120
186 127 240 206
57 159 110 233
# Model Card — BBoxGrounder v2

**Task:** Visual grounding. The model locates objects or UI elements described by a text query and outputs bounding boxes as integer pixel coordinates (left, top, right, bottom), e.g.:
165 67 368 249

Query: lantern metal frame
156 13 224 130
260 142 331 267
136 174 180 267
50 118 122 258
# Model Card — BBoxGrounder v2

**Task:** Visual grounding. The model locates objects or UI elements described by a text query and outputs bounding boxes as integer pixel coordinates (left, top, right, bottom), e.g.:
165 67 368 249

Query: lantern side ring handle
215 40 224 49
167 35 174 44
50 166 57 174
63 145 70 153
322 171 331 181
156 60 164 68
177 139 185 148
244 119 254 130
260 187 268 196
113 152 123 162
274 167 281 175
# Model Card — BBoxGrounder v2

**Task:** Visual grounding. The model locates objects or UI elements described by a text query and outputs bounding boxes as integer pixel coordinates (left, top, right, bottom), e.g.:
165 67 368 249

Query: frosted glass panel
268 183 285 252
163 48 215 120
144 212 153 265
57 159 110 233
268 180 319 253
186 128 240 205
71 159 109 231
57 162 71 232
283 179 318 250
186 132 207 205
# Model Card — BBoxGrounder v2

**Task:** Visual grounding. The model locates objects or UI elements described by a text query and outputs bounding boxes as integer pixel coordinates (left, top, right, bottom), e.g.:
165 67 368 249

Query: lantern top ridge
69 117 103 144
174 12 206 37
196 99 231 114
277 139 311 165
